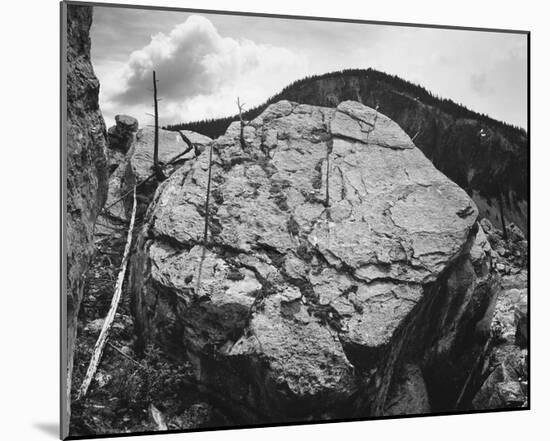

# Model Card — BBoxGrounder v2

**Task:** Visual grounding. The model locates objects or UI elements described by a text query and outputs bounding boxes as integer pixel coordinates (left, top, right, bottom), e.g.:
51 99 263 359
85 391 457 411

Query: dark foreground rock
471 219 528 410
70 120 214 436
65 3 109 425
106 114 139 173
384 364 430 415
108 115 139 152
129 100 500 422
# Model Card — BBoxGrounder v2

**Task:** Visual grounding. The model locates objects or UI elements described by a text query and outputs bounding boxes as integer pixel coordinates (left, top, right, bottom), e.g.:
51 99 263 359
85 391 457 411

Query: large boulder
64 3 109 427
108 114 139 152
129 100 495 421
106 114 139 173
408 224 500 411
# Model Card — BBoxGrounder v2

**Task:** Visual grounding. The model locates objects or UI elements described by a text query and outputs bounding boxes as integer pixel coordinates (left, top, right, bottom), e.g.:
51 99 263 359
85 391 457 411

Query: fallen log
76 186 137 400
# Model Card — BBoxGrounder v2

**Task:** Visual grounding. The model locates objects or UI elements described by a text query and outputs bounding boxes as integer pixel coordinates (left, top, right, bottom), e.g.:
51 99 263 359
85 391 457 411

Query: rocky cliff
130 100 500 422
171 69 528 234
64 3 109 426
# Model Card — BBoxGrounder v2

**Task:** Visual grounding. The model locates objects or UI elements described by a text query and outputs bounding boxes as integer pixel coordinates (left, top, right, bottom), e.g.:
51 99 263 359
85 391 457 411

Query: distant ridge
166 68 525 141
166 68 528 232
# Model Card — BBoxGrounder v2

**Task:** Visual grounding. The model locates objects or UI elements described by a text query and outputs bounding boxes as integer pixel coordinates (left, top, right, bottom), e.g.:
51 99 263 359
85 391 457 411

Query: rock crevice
64 3 109 426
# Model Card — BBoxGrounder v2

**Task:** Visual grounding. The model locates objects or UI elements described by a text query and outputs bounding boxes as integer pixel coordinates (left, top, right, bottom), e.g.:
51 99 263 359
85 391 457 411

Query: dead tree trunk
411 128 422 143
153 71 165 181
76 186 138 400
203 144 214 246
194 144 214 292
237 97 246 149
325 150 330 208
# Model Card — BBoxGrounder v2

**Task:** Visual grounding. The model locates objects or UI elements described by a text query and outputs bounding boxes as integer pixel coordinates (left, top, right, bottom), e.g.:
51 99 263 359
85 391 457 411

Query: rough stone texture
108 115 138 152
130 127 211 183
291 73 529 233
470 219 528 410
472 286 528 410
330 101 415 149
472 344 528 409
98 163 128 231
65 3 108 421
130 100 495 422
98 126 212 233
106 115 139 174
506 223 526 242
371 222 500 414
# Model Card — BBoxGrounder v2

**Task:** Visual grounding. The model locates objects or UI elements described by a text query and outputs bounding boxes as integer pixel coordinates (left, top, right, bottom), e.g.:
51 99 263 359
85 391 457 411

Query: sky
90 6 528 130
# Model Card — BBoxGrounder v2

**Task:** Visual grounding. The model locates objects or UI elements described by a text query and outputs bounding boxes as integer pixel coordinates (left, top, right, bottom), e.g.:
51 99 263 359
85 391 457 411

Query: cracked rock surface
98 127 212 232
130 100 483 421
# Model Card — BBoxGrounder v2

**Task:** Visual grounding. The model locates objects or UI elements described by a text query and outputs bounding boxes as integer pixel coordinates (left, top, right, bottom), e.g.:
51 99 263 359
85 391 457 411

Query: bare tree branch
178 130 200 157
153 71 166 181
203 144 214 247
237 97 246 149
149 404 168 431
107 342 146 370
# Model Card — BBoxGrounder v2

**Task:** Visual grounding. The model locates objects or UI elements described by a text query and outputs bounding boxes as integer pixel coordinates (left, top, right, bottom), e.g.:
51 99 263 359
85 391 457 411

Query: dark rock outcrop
64 3 108 425
108 114 139 153
384 364 430 415
471 219 528 410
106 114 139 173
130 101 498 422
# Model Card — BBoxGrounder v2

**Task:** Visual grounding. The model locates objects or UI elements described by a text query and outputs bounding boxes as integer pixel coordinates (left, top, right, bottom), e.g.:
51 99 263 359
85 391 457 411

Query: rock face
384 364 430 415
108 114 139 152
106 114 139 174
100 127 212 232
129 128 211 183
471 287 528 409
130 100 497 422
301 72 528 234
471 219 528 410
64 3 108 424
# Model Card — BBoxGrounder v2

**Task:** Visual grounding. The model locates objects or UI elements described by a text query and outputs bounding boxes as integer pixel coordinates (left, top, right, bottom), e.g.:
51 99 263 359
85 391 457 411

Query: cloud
93 11 527 130
470 72 494 97
106 15 307 125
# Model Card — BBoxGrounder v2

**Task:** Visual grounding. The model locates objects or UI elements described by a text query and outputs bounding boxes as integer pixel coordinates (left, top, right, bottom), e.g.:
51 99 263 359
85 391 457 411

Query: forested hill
166 68 528 232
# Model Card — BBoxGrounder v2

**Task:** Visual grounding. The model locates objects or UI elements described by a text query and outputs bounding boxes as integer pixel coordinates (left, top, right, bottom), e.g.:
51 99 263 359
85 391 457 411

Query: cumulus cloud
92 11 527 129
107 15 307 125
